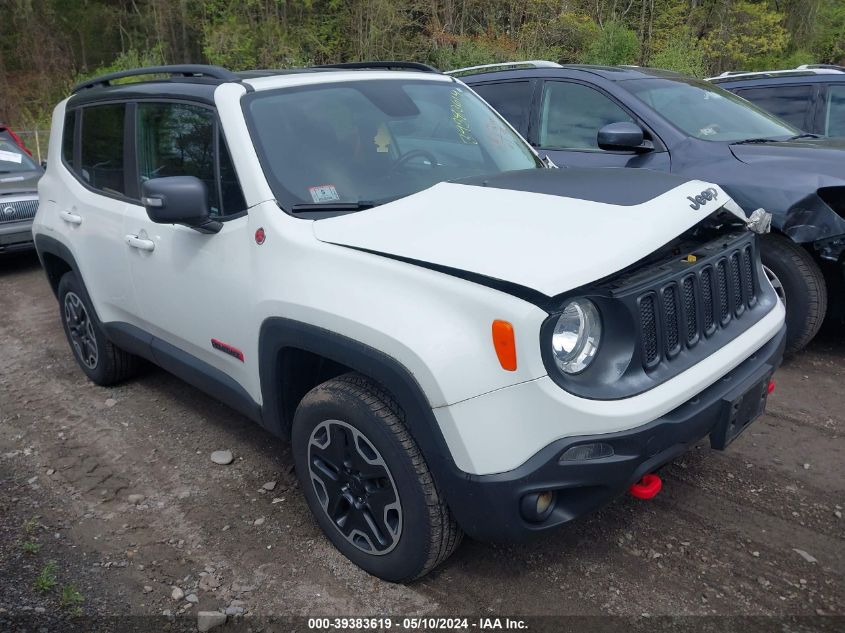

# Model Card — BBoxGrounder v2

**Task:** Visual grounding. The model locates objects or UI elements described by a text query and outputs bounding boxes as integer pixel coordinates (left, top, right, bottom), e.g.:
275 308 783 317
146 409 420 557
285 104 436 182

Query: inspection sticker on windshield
0 149 23 164
309 184 340 203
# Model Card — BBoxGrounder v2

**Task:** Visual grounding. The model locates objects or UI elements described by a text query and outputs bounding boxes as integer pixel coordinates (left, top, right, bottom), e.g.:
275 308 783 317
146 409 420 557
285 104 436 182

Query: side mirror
597 122 651 152
141 176 221 234
40 160 48 170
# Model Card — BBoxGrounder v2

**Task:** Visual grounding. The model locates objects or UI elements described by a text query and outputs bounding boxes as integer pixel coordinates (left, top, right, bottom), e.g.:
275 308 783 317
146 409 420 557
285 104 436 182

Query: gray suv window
734 84 814 131
539 82 633 150
472 81 533 136
826 85 845 137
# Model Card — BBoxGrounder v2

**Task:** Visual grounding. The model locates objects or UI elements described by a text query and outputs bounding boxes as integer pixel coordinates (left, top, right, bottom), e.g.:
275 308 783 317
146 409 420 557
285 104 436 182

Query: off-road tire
760 234 827 355
292 372 462 582
57 272 140 385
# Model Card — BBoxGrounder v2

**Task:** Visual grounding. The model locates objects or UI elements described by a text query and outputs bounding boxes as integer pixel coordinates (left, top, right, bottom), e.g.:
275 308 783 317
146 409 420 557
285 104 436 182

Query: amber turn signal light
492 320 517 371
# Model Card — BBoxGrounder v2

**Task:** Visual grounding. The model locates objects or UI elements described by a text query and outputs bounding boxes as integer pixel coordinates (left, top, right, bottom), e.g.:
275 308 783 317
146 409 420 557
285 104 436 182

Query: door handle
125 234 155 252
60 210 82 225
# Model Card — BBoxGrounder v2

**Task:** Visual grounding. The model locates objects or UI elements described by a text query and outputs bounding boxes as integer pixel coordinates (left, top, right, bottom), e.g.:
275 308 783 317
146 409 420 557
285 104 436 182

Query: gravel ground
0 251 843 632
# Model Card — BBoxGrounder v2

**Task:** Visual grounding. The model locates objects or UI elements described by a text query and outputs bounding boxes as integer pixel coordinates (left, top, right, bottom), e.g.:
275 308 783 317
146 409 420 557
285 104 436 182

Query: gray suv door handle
125 234 155 252
60 210 82 225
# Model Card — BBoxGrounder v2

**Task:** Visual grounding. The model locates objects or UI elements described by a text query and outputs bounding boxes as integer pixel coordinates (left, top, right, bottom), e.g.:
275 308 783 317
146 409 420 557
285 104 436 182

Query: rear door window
538 81 634 150
80 104 127 195
825 85 845 137
734 84 814 131
471 81 534 136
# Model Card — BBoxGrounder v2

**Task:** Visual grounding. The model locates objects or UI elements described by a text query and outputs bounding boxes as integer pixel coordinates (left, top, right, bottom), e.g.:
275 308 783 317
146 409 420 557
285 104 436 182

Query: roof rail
797 63 845 72
72 64 241 93
313 61 439 73
445 61 562 76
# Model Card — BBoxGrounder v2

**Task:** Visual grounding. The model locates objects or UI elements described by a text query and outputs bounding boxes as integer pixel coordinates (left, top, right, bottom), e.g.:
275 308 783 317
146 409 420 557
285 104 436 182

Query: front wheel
760 234 827 355
292 373 462 582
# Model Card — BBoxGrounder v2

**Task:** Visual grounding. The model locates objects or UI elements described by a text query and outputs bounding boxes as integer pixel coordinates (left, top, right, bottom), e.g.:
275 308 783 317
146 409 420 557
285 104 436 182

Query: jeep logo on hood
688 188 718 210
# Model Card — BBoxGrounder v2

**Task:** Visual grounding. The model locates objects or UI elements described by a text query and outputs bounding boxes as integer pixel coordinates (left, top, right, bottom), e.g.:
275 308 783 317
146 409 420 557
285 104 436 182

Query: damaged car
455 62 845 353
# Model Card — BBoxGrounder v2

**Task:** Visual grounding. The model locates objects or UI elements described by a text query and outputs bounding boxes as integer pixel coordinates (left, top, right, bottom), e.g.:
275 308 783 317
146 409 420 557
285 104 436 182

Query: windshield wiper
731 137 781 145
787 133 820 140
289 201 376 213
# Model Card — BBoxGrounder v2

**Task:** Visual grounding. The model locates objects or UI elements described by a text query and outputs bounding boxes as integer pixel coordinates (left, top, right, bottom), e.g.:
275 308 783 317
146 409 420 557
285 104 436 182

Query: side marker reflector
629 473 662 500
767 380 775 395
491 320 517 371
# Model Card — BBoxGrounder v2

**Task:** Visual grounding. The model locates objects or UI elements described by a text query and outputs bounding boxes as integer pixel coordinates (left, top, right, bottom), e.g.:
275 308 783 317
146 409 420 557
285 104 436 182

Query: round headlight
551 299 602 374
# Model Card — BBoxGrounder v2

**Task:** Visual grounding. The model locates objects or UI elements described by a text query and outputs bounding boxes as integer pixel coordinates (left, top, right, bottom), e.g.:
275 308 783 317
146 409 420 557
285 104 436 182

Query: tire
292 373 462 582
57 271 140 386
760 234 828 355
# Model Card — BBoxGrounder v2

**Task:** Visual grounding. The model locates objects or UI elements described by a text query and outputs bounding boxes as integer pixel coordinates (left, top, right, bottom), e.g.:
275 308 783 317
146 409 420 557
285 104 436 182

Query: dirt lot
1 251 843 632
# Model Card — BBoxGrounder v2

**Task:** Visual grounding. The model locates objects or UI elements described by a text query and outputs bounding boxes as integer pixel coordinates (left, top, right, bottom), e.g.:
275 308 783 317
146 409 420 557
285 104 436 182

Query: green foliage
582 20 640 66
21 540 41 555
650 30 707 77
0 0 843 126
34 561 58 593
23 517 38 534
60 584 84 609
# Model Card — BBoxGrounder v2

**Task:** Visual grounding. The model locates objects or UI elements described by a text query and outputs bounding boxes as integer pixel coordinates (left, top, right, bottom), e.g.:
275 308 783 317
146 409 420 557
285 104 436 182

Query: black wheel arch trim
258 317 471 512
34 233 82 297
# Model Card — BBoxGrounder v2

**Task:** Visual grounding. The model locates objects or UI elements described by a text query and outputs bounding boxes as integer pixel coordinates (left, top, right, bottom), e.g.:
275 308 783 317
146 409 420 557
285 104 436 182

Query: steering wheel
389 149 438 175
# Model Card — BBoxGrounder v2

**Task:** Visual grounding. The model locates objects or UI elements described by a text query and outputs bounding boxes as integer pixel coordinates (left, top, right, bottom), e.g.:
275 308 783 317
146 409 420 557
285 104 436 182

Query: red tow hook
629 473 662 500
767 380 776 395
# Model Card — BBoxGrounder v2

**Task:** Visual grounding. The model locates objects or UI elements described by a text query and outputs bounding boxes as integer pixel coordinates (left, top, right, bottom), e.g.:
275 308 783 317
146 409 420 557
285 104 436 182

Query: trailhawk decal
211 338 245 362
688 187 719 210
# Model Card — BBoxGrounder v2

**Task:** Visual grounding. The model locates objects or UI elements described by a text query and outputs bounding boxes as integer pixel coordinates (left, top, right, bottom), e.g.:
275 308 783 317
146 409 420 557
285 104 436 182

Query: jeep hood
313 168 742 298
729 138 845 181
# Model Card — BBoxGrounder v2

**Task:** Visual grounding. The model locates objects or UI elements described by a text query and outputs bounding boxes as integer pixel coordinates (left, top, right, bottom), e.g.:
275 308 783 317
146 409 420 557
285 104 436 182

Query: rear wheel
760 234 827 355
292 373 462 582
57 272 140 385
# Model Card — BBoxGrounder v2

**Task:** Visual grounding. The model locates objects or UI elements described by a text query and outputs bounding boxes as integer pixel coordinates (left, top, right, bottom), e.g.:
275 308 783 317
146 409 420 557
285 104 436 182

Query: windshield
0 131 38 173
619 77 799 142
244 79 543 210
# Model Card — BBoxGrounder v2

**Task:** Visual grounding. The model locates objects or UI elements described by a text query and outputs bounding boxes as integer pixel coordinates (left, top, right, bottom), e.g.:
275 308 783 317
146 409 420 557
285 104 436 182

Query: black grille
0 198 39 223
635 235 761 369
640 295 658 366
701 267 714 333
716 260 729 323
682 276 697 343
742 246 754 304
662 286 680 354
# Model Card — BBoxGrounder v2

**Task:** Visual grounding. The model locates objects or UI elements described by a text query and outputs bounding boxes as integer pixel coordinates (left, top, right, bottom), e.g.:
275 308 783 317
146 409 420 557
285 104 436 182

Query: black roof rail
313 61 440 73
72 64 241 93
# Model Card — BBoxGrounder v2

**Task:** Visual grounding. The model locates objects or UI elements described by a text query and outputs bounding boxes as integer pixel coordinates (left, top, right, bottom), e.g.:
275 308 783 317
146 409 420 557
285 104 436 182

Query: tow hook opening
629 473 662 500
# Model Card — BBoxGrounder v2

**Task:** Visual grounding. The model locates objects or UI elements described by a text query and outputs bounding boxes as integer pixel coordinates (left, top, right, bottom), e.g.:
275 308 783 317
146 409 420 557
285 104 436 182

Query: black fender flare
257 317 470 502
34 233 82 297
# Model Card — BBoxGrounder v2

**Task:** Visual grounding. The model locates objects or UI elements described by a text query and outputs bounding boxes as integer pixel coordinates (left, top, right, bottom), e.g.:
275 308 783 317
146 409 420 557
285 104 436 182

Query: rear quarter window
734 84 814 131
79 103 126 196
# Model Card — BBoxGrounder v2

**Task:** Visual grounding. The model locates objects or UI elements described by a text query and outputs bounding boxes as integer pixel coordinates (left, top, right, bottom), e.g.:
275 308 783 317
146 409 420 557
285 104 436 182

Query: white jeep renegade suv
34 63 786 582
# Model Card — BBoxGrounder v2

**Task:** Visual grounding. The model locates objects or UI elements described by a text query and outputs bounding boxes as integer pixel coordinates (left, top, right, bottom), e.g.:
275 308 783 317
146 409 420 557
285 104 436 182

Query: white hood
313 177 741 297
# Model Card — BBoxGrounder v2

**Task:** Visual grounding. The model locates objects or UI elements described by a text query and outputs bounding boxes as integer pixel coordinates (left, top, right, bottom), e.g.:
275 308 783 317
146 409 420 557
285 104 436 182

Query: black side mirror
597 122 651 152
141 176 221 234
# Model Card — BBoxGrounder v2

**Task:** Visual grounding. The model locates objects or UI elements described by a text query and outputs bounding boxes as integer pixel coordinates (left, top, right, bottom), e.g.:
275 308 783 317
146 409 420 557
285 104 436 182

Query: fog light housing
520 490 556 523
559 442 615 462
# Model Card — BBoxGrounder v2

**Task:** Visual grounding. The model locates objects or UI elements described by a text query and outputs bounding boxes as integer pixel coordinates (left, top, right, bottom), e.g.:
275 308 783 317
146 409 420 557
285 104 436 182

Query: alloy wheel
64 291 98 369
308 419 402 555
762 264 786 306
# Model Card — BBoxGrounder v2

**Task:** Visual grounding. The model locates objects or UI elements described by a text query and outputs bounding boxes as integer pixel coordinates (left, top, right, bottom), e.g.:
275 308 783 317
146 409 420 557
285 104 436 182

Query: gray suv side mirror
597 122 652 152
141 176 221 234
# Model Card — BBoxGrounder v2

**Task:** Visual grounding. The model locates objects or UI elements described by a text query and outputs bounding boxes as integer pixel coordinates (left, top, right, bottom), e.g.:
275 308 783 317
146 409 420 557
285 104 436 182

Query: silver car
0 125 42 254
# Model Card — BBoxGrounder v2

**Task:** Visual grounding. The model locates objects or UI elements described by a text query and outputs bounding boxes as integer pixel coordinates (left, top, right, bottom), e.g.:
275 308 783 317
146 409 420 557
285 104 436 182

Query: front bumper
0 219 35 253
443 324 786 543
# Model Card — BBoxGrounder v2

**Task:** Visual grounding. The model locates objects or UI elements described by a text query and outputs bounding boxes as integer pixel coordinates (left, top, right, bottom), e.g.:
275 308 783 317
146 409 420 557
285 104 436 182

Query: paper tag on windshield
309 185 340 203
0 149 23 164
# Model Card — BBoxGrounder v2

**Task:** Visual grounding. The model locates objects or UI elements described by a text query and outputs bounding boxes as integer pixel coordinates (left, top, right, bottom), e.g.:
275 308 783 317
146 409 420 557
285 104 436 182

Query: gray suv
0 125 42 254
